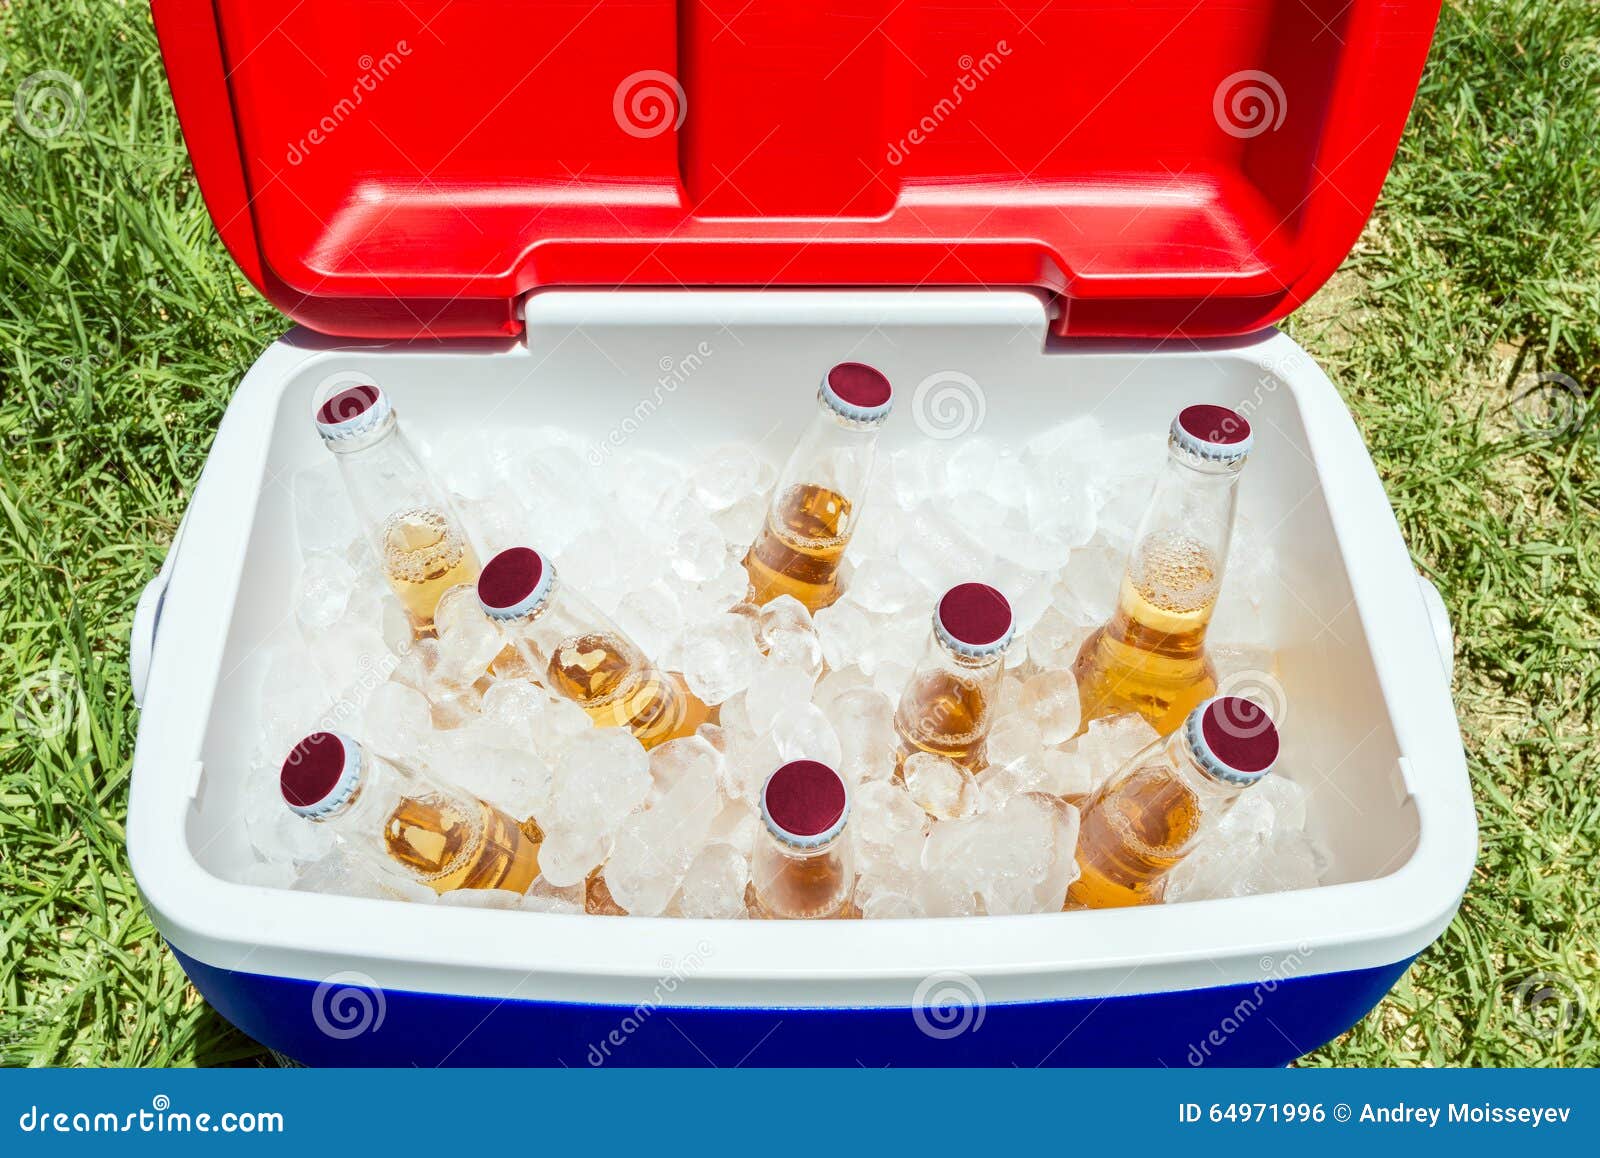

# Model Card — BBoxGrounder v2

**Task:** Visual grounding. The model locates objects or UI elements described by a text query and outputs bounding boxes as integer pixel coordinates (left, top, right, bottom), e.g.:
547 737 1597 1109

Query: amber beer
314 376 480 635
744 362 894 611
281 731 541 895
1074 404 1252 735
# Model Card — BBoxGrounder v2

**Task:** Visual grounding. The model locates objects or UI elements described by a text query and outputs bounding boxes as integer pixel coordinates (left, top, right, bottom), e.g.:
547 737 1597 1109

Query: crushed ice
239 419 1326 916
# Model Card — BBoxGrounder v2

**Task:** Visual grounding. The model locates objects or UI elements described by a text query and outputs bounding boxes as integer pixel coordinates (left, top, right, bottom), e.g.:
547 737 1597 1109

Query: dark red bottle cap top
316 383 381 426
820 362 893 421
1172 404 1253 460
280 731 363 817
934 582 1014 656
477 546 553 619
761 760 850 847
1190 696 1279 784
313 376 392 442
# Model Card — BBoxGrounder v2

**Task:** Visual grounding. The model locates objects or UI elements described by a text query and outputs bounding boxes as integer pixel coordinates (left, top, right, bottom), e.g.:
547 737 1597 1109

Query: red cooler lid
151 0 1440 340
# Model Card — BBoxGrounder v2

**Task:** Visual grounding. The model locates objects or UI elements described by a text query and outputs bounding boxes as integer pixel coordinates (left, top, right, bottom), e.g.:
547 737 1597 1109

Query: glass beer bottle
744 362 894 612
893 582 1014 772
280 730 542 896
1073 404 1251 735
1067 696 1278 909
477 546 709 750
314 376 479 636
748 759 856 919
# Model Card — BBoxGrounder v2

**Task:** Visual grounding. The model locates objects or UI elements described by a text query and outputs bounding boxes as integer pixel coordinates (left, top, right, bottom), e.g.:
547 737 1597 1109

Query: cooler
129 0 1474 1065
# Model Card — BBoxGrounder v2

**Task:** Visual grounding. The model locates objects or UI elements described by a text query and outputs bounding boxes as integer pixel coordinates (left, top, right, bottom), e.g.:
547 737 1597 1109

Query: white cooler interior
181 290 1423 899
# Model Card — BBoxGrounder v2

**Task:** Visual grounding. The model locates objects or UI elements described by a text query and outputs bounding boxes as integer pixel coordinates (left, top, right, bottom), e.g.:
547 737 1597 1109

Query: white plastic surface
126 291 1476 1009
1416 575 1454 680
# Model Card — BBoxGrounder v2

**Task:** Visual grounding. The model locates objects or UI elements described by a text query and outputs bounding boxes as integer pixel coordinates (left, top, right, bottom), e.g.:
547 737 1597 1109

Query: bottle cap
761 760 850 849
933 582 1014 657
313 375 393 442
819 362 894 424
281 731 364 818
1171 404 1252 462
1186 696 1279 785
477 546 556 620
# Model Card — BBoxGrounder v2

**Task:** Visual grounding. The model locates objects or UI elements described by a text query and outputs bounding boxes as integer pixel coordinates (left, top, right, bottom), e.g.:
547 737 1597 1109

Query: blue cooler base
173 946 1412 1067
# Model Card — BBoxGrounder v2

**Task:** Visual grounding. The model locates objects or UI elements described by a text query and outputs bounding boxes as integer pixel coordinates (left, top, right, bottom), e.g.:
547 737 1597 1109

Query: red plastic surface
150 0 1439 340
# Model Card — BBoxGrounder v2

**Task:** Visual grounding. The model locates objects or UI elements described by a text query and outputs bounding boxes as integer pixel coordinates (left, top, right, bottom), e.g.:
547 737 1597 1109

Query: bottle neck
767 401 886 534
1162 726 1250 805
1130 444 1243 573
326 418 453 538
501 579 649 677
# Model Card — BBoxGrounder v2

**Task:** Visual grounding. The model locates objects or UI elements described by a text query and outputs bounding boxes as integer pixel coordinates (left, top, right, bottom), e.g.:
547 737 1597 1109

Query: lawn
1 0 1596 1066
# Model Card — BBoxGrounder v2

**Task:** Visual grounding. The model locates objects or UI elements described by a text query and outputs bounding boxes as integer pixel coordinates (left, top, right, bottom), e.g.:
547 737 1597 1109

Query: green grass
1 0 1596 1066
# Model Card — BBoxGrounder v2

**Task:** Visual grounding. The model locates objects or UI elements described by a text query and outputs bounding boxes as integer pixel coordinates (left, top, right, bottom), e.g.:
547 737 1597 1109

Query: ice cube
673 613 759 705
437 888 525 910
690 444 762 512
901 752 975 820
860 892 918 919
946 437 1000 494
295 552 358 630
757 595 823 678
520 876 586 914
244 765 335 865
235 860 298 890
1025 604 1092 672
829 686 896 784
477 678 549 746
431 740 552 822
359 681 433 761
987 715 1044 771
895 505 992 593
712 492 766 546
1063 713 1160 792
433 610 502 691
536 828 607 889
743 662 817 733
813 600 878 671
550 728 650 836
854 779 928 848
770 702 843 767
811 666 872 713
706 797 760 855
649 733 724 795
291 463 360 557
615 583 683 660
845 557 922 615
669 519 730 583
1019 670 1082 745
674 844 751 919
